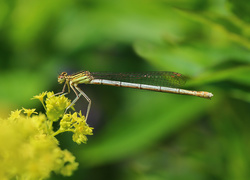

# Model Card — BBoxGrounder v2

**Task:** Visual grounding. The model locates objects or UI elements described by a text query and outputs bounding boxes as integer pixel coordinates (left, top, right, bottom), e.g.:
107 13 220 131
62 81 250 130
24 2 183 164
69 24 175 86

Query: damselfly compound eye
58 72 67 84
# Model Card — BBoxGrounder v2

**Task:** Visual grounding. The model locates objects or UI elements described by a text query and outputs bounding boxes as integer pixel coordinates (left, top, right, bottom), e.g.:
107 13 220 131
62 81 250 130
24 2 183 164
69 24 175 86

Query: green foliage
0 0 249 180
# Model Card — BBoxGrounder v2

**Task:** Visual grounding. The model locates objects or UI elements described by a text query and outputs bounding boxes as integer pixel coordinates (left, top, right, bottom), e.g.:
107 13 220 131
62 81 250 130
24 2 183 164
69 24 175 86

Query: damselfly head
58 72 67 84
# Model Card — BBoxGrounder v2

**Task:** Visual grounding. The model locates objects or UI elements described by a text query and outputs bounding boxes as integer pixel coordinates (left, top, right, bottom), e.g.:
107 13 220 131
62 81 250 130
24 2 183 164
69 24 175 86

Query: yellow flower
22 108 38 117
45 93 71 122
71 112 93 144
0 110 77 180
30 113 48 134
0 91 94 179
32 92 47 103
58 150 79 176
8 109 22 121
8 109 22 120
60 114 72 130
46 91 54 98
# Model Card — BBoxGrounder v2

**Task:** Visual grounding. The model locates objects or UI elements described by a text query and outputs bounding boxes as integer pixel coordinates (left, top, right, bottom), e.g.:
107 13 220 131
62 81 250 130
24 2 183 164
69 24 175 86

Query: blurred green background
0 0 250 179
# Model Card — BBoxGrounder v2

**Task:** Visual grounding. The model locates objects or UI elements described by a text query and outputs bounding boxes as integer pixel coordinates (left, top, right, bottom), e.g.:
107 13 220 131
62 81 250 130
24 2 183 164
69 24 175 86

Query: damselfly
55 71 213 121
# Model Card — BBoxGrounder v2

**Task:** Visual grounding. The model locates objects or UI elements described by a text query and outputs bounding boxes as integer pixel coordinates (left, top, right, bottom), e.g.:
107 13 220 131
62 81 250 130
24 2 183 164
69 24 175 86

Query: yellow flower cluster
57 111 93 144
0 92 94 180
45 92 71 122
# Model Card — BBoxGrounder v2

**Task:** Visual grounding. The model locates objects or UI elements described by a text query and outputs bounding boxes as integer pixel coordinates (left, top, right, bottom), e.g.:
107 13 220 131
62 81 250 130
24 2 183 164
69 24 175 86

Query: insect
55 71 213 121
